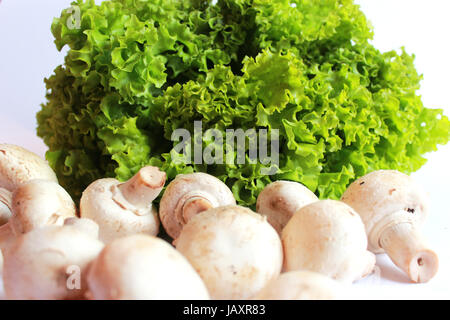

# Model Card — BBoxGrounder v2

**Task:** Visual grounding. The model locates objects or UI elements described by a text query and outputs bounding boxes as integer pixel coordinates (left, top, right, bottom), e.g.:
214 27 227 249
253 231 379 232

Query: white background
0 0 449 299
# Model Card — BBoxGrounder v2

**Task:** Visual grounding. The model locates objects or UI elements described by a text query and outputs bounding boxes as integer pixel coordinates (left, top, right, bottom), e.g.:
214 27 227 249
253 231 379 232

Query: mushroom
159 172 236 239
0 187 12 226
341 170 438 283
0 179 77 250
86 234 210 300
175 205 283 300
2 218 104 300
63 217 100 239
0 143 57 192
256 180 318 234
282 200 375 283
80 166 165 243
253 270 342 300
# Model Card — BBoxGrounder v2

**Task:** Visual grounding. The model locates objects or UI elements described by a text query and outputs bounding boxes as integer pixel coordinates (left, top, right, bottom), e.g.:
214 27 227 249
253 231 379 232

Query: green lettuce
38 0 450 206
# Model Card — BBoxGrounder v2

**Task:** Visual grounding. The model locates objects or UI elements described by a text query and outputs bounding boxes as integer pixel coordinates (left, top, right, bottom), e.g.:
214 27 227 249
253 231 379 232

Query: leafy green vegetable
38 0 450 206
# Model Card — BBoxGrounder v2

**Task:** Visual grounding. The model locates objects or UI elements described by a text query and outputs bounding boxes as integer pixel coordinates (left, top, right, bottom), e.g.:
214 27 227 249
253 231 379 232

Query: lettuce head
38 0 450 206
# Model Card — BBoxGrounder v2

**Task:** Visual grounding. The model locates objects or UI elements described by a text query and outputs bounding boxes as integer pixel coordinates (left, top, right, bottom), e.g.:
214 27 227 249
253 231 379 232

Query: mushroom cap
80 178 160 243
0 144 57 191
159 172 236 239
9 179 76 235
0 187 12 226
341 170 429 253
2 224 104 300
256 180 318 234
282 200 375 283
64 217 100 239
175 205 283 300
86 234 210 300
253 270 341 300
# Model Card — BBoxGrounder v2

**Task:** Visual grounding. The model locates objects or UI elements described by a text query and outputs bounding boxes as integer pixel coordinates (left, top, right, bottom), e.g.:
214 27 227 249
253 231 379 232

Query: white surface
0 0 449 299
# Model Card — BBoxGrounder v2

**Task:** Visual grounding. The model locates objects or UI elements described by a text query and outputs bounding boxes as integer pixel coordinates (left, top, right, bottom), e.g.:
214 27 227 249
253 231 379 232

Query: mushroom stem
379 222 438 283
113 167 166 213
181 196 213 224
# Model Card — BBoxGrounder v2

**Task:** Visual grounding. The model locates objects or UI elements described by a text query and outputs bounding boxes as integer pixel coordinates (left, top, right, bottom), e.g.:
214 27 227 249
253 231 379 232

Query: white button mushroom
341 170 438 283
253 270 342 300
63 216 100 239
10 179 77 233
175 205 283 300
2 218 104 300
0 188 12 226
86 234 210 300
256 180 318 234
0 143 57 191
282 200 375 283
0 144 61 231
80 166 165 243
0 179 77 249
159 172 236 239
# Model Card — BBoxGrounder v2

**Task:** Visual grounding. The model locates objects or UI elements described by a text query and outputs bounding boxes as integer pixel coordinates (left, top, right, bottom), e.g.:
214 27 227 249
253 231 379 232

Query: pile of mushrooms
0 143 441 300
